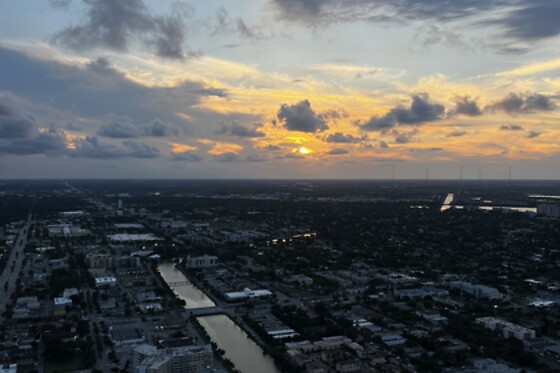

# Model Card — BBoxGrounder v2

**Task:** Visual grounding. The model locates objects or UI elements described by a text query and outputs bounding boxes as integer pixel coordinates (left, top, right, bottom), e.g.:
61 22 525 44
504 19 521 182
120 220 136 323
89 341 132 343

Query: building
185 255 219 269
87 253 114 269
0 364 17 373
13 296 40 319
394 286 449 300
225 288 273 301
450 281 503 300
133 344 213 373
475 317 536 340
95 276 117 288
537 204 560 218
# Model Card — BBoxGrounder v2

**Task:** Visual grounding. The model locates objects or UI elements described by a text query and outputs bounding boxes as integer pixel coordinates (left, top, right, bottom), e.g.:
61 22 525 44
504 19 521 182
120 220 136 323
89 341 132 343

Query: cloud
500 124 524 131
487 92 556 114
394 131 416 144
215 122 265 138
277 99 328 133
212 7 263 41
0 98 36 139
142 119 179 137
86 57 121 76
326 148 349 155
214 152 239 162
271 0 508 26
97 118 179 138
446 130 467 137
214 152 267 162
97 121 138 138
0 47 226 128
324 132 363 143
170 151 203 162
527 131 541 138
490 0 560 42
52 0 191 59
361 93 444 131
452 96 482 117
121 140 160 158
0 128 68 155
68 136 159 159
271 0 560 50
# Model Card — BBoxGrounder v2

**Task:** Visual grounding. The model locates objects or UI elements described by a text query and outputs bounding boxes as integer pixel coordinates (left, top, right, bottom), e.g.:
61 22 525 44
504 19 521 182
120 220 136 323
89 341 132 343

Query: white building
476 317 536 340
95 276 117 288
0 364 17 373
185 255 219 269
225 288 273 301
133 344 213 373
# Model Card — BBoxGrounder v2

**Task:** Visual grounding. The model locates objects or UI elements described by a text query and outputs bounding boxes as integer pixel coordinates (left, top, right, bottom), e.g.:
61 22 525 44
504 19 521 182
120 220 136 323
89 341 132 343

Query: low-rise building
476 317 536 340
185 255 219 269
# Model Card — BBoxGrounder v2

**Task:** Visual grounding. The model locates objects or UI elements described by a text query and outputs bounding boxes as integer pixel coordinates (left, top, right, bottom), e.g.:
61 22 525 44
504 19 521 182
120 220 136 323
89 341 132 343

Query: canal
198 314 281 373
157 262 215 309
157 262 281 373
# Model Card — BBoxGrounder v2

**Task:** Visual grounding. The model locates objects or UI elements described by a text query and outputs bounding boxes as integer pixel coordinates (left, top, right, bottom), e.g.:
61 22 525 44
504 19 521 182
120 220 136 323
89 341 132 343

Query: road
0 210 33 322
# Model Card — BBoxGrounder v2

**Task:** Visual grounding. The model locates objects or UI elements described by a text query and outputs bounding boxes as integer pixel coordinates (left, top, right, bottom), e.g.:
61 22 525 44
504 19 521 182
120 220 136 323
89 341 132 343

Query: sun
298 146 312 154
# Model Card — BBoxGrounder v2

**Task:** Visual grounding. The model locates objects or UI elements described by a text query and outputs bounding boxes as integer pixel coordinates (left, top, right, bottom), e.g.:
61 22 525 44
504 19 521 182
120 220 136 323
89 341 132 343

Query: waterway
157 262 215 309
158 262 280 373
197 314 281 373
440 192 537 214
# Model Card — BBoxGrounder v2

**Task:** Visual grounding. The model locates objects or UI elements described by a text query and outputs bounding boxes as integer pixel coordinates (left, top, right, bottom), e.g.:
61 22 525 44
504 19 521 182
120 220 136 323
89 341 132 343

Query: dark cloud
259 144 282 151
271 0 510 25
0 94 68 155
272 1 560 48
86 57 121 76
65 123 83 131
527 131 541 138
490 0 560 42
0 47 226 128
141 119 179 137
452 96 482 116
68 136 159 159
215 122 265 138
97 121 138 138
326 148 349 155
394 132 414 144
410 147 443 152
121 140 160 158
214 152 239 163
488 92 556 114
214 152 267 162
170 151 203 162
324 132 363 143
446 130 467 137
0 128 67 155
361 94 444 131
0 99 36 139
500 124 524 131
378 141 389 148
244 154 267 162
271 0 322 25
98 118 179 138
52 0 190 60
277 99 328 133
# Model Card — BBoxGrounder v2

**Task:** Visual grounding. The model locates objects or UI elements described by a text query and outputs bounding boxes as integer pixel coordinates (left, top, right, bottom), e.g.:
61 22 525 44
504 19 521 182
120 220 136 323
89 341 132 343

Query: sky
0 0 559 179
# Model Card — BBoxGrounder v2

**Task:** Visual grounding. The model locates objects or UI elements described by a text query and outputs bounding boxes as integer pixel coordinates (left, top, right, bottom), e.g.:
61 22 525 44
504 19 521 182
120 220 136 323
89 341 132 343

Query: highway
0 210 33 322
